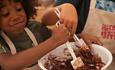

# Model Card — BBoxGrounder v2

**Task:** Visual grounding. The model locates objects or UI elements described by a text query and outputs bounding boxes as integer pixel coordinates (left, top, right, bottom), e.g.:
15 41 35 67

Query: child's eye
0 12 9 17
0 7 10 17
16 8 23 12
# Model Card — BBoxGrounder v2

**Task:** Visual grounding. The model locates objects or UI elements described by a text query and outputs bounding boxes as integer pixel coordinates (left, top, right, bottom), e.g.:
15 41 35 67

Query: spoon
54 8 84 69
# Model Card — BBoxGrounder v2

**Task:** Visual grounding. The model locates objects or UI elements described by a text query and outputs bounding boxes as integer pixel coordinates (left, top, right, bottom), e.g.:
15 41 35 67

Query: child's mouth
10 21 26 30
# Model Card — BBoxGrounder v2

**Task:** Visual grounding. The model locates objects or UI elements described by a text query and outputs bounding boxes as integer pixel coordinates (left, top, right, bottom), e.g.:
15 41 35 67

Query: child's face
0 0 27 35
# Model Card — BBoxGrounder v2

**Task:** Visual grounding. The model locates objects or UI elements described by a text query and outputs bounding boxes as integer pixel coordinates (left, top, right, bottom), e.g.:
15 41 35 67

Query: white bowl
91 44 113 70
38 43 112 70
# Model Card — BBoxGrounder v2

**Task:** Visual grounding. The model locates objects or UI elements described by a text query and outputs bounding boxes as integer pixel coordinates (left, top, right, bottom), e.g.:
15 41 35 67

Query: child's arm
0 24 70 70
42 3 78 36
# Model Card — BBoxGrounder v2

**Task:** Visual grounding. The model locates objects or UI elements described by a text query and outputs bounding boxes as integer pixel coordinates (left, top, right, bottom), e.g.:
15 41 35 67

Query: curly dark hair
0 0 36 19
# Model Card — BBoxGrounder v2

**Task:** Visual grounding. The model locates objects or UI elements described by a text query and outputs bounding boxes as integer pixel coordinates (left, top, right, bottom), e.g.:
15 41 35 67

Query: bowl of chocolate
38 42 112 70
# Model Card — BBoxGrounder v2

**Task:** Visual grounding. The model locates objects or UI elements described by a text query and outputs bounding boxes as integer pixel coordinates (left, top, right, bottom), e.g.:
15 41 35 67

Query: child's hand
79 33 103 46
51 24 70 45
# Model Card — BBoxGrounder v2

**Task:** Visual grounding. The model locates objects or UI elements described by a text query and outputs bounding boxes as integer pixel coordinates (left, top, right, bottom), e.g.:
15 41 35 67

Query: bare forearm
57 3 77 13
41 7 59 25
0 37 59 70
42 3 77 25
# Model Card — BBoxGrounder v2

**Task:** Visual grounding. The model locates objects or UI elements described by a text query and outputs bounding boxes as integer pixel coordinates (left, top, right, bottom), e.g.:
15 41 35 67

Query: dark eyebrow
0 1 6 9
0 0 21 9
0 4 5 9
13 0 22 2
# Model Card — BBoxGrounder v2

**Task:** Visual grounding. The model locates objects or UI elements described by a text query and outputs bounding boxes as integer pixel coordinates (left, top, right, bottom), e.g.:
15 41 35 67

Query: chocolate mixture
44 46 105 70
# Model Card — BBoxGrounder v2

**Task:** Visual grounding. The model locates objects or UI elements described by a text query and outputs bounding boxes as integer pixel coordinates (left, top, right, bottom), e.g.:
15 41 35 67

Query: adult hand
79 33 103 46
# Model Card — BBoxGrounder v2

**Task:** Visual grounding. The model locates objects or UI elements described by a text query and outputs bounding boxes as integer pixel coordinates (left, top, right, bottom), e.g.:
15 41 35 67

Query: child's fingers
59 17 73 34
59 16 77 37
58 24 71 36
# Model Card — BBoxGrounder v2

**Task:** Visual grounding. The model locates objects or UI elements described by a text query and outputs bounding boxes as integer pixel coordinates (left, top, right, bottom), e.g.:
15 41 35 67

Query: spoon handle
66 41 77 59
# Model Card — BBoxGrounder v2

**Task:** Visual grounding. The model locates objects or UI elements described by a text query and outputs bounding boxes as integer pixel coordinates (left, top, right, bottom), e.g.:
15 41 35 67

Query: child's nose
11 11 21 22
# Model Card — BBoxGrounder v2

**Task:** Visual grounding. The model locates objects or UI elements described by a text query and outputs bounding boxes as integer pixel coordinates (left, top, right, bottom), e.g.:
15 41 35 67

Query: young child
0 0 77 70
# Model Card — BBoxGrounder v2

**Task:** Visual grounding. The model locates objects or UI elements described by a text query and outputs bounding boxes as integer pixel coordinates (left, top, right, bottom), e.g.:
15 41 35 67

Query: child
0 0 77 70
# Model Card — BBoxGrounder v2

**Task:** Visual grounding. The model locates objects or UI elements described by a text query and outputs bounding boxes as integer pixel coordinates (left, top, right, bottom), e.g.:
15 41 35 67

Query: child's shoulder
27 20 41 26
27 20 52 41
27 20 42 29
